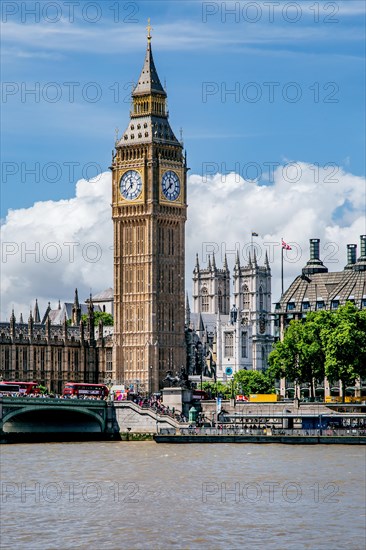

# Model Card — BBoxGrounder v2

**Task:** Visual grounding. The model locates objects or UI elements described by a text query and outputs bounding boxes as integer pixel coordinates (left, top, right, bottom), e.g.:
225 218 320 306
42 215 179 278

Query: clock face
161 170 180 201
120 170 142 200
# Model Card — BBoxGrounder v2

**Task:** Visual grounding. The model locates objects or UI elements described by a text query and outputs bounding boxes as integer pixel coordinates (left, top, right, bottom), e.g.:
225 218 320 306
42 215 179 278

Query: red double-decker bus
63 383 109 399
1 381 40 395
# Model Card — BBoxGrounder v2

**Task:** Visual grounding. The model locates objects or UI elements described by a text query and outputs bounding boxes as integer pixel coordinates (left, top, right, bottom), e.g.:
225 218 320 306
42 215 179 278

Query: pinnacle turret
194 253 200 272
248 251 252 268
234 250 241 271
211 253 216 271
265 250 270 270
33 299 40 323
72 288 81 326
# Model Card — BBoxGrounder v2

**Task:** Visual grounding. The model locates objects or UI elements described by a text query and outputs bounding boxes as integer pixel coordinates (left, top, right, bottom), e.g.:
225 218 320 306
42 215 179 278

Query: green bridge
0 397 120 442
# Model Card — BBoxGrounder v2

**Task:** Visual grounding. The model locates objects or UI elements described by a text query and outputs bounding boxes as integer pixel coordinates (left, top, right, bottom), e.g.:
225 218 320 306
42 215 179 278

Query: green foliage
269 302 366 395
234 369 275 396
81 311 114 326
202 381 232 399
321 302 366 394
202 370 274 398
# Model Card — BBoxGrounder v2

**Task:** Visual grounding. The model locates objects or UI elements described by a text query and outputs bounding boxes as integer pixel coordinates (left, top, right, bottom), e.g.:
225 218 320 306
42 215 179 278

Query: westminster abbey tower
111 26 187 391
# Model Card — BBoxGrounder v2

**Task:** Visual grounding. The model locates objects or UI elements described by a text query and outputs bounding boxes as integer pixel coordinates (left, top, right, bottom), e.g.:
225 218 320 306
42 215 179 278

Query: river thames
1 442 365 549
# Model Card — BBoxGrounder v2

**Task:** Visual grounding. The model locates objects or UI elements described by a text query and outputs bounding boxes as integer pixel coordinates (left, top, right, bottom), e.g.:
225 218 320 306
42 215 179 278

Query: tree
81 311 114 326
268 311 329 398
233 369 275 396
321 302 366 396
202 380 231 399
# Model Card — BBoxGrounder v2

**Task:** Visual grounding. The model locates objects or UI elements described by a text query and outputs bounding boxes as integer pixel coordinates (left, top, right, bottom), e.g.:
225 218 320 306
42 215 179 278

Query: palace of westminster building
1 31 365 395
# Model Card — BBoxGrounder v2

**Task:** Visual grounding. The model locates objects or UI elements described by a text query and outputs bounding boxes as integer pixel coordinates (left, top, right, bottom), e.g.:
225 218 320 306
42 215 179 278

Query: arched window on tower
218 289 223 313
242 285 250 310
259 286 264 312
201 287 209 313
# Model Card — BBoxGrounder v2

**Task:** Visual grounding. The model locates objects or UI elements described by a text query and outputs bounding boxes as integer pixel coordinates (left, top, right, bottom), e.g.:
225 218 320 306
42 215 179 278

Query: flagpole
281 238 284 296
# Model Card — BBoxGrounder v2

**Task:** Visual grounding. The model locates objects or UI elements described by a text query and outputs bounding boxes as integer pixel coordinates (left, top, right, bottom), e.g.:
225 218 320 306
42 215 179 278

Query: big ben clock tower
111 22 187 392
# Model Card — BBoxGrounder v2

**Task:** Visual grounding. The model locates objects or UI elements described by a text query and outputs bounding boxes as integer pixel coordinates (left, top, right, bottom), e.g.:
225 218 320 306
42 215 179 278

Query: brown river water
0 442 365 549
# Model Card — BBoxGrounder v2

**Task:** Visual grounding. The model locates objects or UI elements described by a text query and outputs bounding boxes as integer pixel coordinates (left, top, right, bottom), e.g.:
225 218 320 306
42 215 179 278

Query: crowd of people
0 389 187 419
127 393 187 422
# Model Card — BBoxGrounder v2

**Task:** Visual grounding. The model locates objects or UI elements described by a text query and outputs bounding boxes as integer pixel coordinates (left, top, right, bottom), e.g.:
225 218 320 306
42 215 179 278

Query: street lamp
149 365 153 395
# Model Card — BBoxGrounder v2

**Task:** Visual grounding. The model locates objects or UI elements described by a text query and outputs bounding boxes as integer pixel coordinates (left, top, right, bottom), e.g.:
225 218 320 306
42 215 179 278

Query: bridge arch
2 404 105 434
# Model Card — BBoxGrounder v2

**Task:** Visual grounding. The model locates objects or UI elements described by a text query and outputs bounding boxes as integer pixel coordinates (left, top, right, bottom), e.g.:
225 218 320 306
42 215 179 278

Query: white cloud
1 173 113 320
1 164 365 320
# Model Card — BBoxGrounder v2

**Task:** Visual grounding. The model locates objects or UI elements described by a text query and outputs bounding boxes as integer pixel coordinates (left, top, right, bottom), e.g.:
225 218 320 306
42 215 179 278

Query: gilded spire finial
146 18 153 41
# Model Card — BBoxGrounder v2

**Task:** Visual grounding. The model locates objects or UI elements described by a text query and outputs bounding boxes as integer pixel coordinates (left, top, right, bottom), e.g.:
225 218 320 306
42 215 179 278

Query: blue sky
1 1 365 317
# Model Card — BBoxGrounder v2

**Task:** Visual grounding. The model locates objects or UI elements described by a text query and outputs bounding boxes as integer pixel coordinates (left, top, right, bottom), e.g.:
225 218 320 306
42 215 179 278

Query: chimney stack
344 244 357 269
309 238 320 261
302 238 328 276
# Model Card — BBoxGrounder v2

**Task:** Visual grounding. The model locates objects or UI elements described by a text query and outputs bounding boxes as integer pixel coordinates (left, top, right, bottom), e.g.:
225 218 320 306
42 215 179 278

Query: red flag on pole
282 239 292 250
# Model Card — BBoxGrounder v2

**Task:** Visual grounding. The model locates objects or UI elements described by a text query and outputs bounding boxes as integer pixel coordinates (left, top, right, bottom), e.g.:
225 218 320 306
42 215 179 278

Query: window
23 348 28 372
218 289 223 313
224 332 234 357
302 301 310 311
259 287 264 311
287 302 295 311
241 332 247 358
316 301 325 310
262 346 267 369
40 349 45 372
242 285 250 310
331 300 339 310
201 287 209 313
58 349 62 372
106 350 112 373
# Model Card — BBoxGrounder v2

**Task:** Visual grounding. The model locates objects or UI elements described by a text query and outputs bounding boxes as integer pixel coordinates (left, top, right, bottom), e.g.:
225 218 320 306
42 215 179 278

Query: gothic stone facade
189 250 273 380
0 300 113 395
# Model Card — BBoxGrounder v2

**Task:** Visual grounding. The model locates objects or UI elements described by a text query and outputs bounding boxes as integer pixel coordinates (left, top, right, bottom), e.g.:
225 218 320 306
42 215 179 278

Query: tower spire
211 252 216 271
223 253 229 272
265 250 270 270
195 253 200 272
234 250 241 271
72 288 81 326
132 22 166 98
33 299 40 323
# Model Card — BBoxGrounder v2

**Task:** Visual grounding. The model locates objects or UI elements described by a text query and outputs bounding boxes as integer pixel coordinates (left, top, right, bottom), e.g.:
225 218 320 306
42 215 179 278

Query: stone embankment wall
113 401 180 433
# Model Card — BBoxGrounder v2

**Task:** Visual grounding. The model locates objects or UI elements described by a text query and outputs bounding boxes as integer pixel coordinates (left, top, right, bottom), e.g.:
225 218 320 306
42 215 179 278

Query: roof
118 115 179 146
48 303 100 325
277 269 366 312
133 41 166 97
91 288 113 301
190 312 230 333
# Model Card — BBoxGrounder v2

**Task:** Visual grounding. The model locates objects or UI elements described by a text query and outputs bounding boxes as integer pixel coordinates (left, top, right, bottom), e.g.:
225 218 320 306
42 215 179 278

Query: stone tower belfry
192 254 230 315
111 26 187 391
